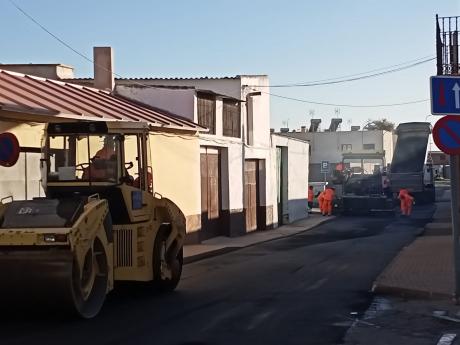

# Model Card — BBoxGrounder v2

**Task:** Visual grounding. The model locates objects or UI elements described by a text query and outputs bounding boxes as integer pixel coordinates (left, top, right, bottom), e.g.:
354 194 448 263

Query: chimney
328 118 342 132
351 126 360 131
301 126 307 133
309 119 321 132
280 127 289 133
270 128 275 133
94 47 114 91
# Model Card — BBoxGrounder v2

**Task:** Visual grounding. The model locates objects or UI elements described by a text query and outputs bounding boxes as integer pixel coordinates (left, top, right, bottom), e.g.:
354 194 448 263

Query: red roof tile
0 69 206 132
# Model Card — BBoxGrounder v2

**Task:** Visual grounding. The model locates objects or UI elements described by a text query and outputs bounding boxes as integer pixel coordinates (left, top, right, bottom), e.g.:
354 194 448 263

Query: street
0 206 434 345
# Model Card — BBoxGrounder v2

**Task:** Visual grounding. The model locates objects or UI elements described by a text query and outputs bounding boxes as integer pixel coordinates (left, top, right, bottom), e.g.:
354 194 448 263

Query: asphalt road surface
0 206 434 345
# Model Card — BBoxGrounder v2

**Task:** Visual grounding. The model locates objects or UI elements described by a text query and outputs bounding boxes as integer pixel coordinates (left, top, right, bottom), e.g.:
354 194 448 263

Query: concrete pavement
184 211 335 263
372 186 454 299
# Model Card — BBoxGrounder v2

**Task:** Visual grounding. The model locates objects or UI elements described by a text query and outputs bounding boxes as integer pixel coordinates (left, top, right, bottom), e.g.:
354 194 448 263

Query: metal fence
437 15 460 75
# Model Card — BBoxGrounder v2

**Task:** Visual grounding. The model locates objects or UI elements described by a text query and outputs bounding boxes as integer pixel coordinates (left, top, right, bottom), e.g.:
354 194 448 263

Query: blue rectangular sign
431 76 460 115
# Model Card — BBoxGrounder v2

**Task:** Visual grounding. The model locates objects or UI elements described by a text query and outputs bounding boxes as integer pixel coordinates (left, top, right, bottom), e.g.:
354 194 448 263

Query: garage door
200 149 221 239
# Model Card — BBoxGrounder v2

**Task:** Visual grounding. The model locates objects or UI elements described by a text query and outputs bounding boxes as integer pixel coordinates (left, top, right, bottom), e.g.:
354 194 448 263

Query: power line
9 0 94 65
254 89 429 108
9 0 431 110
8 0 166 90
245 57 435 88
272 54 435 86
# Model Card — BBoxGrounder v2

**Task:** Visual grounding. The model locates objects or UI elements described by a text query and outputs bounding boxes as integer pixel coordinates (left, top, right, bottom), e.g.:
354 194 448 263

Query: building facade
279 122 394 182
1 47 310 243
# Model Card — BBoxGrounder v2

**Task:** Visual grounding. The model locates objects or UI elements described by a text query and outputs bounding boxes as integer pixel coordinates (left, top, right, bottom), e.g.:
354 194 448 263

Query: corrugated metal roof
0 69 206 132
65 76 240 81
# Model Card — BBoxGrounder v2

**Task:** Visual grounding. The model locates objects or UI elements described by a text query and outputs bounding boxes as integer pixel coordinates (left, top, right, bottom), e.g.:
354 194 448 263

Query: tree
363 118 395 131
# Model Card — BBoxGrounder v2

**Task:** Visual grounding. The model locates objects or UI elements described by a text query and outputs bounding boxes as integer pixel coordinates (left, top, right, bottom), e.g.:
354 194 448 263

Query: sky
1 0 460 133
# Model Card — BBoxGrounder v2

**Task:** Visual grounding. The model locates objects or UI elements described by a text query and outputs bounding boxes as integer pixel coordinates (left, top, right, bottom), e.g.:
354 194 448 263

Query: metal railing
437 15 460 75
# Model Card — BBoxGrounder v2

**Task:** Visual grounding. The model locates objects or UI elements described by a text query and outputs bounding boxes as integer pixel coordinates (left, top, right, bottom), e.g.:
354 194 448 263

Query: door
276 148 283 225
244 160 258 232
200 149 221 239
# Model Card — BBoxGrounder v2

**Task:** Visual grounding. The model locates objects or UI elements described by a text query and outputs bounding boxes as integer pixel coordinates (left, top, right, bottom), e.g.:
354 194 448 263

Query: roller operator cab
0 122 186 318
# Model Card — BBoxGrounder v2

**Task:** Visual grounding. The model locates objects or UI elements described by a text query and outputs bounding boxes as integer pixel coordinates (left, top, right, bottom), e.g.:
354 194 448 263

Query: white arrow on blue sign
431 76 460 115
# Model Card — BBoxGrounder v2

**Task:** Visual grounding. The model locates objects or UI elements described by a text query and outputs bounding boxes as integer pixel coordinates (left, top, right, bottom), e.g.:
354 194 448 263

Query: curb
372 283 453 300
184 216 336 265
370 203 452 300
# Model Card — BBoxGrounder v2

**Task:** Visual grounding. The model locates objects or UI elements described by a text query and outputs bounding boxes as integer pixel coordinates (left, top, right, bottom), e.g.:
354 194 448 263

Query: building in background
278 118 394 182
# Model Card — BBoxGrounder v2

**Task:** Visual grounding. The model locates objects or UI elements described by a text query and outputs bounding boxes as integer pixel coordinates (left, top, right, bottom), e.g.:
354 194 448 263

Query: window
341 144 352 151
197 92 216 134
222 99 240 138
363 143 375 150
47 134 121 183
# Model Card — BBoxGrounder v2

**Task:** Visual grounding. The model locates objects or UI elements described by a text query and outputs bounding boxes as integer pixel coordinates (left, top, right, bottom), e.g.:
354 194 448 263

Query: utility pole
437 14 460 301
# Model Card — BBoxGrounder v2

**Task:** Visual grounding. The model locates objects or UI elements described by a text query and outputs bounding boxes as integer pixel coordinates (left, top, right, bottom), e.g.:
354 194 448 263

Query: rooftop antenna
347 118 352 130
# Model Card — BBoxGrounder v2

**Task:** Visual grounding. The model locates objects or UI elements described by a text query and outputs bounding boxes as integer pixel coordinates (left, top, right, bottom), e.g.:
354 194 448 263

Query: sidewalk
184 212 334 264
372 188 454 299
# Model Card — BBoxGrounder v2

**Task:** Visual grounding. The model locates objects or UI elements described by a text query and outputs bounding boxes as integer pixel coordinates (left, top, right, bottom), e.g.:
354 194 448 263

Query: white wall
271 134 309 224
119 76 278 231
118 78 242 100
240 75 270 148
115 85 196 121
285 130 388 164
0 152 45 201
382 131 394 166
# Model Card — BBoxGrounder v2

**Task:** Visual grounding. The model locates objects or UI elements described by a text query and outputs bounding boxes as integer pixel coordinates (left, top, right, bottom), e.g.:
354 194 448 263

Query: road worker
323 187 335 216
398 188 414 216
317 190 325 215
83 136 118 181
308 186 314 213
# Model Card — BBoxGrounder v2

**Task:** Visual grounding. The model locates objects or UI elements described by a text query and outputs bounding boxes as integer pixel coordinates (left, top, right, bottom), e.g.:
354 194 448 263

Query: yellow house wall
0 121 45 148
149 132 201 234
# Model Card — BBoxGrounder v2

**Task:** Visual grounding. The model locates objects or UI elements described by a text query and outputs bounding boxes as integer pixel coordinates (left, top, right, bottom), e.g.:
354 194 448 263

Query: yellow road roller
0 121 186 318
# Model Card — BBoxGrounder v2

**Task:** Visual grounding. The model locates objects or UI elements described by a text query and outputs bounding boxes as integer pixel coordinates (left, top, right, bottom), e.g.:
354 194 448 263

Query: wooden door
200 151 221 239
244 160 258 232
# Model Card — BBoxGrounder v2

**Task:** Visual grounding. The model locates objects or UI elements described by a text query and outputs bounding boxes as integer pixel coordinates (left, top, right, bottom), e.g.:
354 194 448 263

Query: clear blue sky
1 0 459 131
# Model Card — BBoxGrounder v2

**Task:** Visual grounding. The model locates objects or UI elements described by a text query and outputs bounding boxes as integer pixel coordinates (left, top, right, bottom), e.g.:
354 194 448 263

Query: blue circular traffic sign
433 115 460 155
0 132 20 167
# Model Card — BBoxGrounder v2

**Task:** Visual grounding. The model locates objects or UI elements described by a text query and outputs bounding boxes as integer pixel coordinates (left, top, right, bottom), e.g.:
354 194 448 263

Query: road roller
0 121 186 318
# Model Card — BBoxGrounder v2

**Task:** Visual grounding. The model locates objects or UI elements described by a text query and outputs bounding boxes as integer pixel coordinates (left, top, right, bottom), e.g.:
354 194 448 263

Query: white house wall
115 85 196 121
270 135 309 225
119 78 242 100
240 76 270 148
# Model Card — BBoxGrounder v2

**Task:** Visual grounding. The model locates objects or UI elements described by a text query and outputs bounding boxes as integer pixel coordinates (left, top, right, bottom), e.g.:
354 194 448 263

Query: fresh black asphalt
0 205 434 345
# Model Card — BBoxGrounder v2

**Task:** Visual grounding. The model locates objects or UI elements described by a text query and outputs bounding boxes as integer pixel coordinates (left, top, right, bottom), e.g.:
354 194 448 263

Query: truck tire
152 226 183 292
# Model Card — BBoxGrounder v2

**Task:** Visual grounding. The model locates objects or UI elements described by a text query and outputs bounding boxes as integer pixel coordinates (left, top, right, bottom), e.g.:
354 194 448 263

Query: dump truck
389 122 435 203
332 153 393 215
0 121 186 318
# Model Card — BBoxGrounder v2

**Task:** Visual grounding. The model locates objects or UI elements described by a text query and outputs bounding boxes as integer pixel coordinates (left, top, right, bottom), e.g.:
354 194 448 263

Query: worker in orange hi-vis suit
323 187 335 216
317 190 325 215
398 188 414 216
